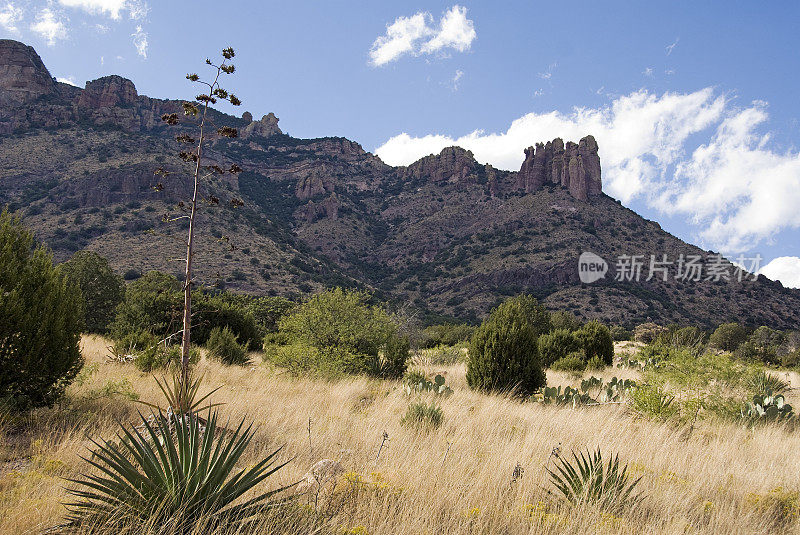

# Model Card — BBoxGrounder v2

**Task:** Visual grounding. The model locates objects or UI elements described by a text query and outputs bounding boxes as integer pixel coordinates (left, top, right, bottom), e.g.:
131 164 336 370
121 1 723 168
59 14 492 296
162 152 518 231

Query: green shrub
631 384 678 421
207 326 249 366
110 274 259 349
60 250 124 333
400 401 443 430
737 326 786 365
193 293 259 349
418 344 465 365
135 342 199 373
403 368 428 386
466 295 545 396
516 294 552 337
633 322 667 344
421 323 474 348
247 295 295 334
263 331 291 347
374 334 410 379
538 329 581 367
551 354 587 374
0 210 84 408
111 331 199 373
576 320 614 365
609 325 632 341
586 355 606 370
263 343 345 378
110 271 182 339
550 310 580 332
278 288 405 378
709 322 749 352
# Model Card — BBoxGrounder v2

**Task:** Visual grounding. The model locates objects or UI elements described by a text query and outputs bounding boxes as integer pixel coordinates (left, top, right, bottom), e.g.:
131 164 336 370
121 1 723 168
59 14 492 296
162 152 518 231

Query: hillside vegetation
2 336 800 534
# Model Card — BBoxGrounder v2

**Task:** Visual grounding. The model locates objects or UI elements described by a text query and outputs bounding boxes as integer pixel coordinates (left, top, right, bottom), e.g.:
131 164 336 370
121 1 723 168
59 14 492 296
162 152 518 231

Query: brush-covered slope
1 39 798 328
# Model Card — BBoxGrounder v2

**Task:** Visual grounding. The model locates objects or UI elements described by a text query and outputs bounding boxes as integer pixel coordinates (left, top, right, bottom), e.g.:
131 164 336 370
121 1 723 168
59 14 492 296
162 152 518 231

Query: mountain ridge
1 38 798 329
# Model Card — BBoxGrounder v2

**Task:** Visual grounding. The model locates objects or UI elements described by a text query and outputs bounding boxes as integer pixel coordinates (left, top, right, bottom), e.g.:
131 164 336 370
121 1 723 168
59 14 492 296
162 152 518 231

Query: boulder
296 459 344 498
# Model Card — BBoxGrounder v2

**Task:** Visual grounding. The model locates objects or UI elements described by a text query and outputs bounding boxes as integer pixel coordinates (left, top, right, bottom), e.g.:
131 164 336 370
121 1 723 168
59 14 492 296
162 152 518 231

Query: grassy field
1 336 799 534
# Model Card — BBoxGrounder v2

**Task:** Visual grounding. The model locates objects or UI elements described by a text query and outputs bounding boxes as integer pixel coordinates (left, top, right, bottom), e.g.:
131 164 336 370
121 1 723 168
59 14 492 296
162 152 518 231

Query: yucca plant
139 370 222 417
748 371 790 397
62 410 294 533
546 448 642 512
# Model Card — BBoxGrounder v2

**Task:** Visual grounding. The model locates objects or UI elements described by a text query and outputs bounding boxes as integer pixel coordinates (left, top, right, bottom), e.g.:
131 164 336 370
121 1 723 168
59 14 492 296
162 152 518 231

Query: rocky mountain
2 38 799 329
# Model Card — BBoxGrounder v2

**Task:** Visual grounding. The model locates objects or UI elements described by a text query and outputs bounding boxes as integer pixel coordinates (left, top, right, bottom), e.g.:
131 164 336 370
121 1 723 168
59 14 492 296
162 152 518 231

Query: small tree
61 250 124 333
158 48 243 408
577 320 614 365
207 326 249 366
550 310 580 332
709 322 748 352
515 294 552 337
0 209 84 408
633 322 667 344
278 288 402 376
538 328 582 368
109 271 183 340
467 296 545 396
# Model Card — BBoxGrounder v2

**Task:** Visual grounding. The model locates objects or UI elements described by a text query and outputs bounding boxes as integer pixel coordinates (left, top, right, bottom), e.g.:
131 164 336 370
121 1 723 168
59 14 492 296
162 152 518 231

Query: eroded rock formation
517 135 602 201
242 112 282 138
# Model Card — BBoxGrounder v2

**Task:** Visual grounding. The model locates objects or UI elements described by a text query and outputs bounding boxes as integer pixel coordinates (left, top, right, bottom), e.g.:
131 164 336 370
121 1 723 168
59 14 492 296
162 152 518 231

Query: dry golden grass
1 335 799 534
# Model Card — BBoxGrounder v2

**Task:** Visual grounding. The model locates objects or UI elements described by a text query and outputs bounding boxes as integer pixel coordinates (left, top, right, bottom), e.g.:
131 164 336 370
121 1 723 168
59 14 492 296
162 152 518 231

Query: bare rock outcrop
400 146 478 183
77 75 138 109
517 135 601 201
0 39 55 106
242 112 282 138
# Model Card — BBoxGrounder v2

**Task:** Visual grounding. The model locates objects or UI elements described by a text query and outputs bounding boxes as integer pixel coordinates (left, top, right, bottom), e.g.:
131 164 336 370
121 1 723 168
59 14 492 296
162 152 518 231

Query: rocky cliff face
399 136 602 201
517 135 602 201
77 75 138 109
0 40 55 106
242 112 283 138
400 146 480 183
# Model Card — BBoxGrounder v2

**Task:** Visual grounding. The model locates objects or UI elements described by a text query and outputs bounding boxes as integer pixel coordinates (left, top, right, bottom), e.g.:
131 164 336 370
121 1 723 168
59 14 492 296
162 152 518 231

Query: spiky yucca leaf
137 370 222 417
63 410 293 533
547 448 642 511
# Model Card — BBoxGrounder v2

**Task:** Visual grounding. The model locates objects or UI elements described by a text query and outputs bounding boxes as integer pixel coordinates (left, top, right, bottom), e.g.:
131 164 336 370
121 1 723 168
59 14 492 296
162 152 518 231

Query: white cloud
0 2 23 34
375 88 800 252
368 5 475 66
420 5 475 55
56 75 79 86
666 38 679 56
56 0 147 20
538 62 556 81
126 0 148 19
94 23 109 32
30 8 68 46
759 256 800 288
132 24 147 58
450 69 463 90
57 0 126 19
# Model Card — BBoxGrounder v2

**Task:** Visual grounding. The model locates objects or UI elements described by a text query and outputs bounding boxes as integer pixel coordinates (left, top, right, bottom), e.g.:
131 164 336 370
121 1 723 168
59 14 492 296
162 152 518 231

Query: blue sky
2 1 800 286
